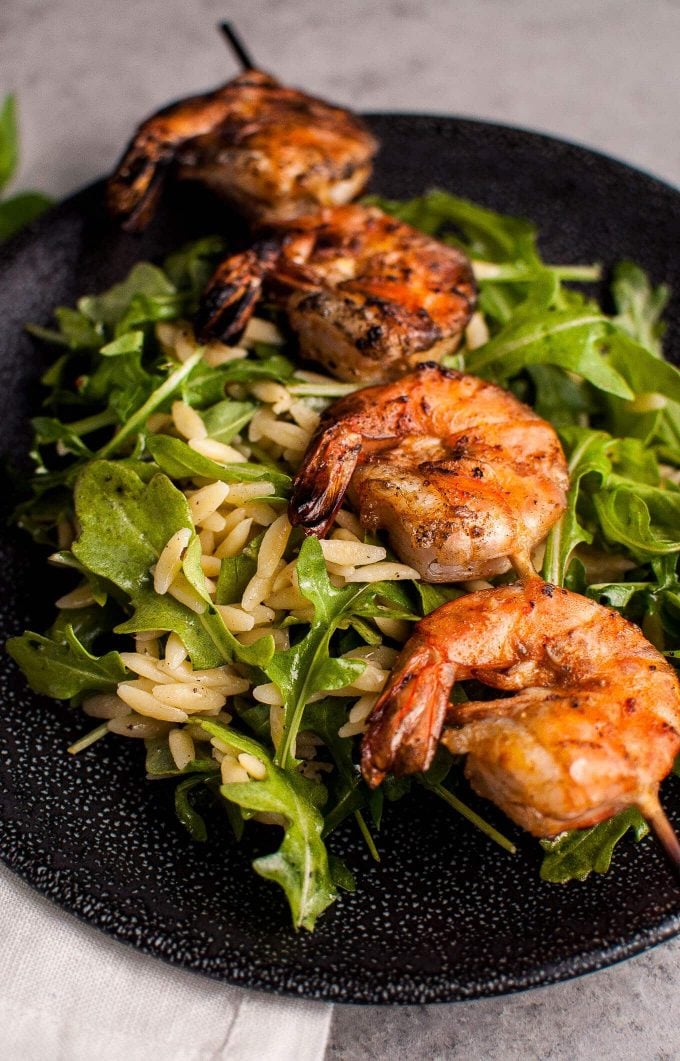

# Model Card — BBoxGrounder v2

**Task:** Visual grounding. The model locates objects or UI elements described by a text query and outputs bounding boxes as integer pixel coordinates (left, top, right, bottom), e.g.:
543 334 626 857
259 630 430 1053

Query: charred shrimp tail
288 422 363 537
361 642 455 787
195 240 281 343
106 134 173 232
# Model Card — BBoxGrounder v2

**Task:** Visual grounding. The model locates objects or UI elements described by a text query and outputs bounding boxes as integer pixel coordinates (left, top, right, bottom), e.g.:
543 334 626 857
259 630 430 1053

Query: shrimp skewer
106 71 377 231
195 204 476 382
289 363 568 581
360 579 680 871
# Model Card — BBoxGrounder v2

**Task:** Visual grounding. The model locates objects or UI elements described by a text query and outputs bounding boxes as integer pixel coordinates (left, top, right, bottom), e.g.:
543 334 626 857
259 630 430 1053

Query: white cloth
0 863 332 1061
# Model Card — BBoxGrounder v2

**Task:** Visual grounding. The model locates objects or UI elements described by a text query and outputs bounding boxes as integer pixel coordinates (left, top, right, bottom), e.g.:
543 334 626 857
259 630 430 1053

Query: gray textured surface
2 0 680 1058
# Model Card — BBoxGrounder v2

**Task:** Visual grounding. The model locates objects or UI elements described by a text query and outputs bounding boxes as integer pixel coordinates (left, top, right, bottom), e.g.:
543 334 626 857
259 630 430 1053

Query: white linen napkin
0 862 332 1061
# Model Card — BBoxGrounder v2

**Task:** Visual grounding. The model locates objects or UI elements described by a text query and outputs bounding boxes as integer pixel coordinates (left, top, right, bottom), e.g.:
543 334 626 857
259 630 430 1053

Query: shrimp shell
107 70 377 231
361 579 680 841
195 205 476 382
289 363 569 582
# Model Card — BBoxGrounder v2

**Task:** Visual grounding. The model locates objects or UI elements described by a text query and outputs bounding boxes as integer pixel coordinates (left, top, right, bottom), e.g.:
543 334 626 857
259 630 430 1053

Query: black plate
1 115 680 1005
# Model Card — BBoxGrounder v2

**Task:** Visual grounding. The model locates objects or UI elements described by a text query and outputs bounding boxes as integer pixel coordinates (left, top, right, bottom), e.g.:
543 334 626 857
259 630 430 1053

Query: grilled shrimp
106 70 377 231
361 579 680 863
289 363 568 580
195 204 476 382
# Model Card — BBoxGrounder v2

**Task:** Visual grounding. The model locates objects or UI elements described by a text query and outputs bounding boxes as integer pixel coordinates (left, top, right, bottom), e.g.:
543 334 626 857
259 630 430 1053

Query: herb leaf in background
0 94 52 241
0 94 18 192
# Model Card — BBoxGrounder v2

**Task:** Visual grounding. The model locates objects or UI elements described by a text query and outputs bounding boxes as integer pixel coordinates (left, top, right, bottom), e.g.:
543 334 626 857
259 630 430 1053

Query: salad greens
201 719 339 930
267 536 414 771
7 188 680 929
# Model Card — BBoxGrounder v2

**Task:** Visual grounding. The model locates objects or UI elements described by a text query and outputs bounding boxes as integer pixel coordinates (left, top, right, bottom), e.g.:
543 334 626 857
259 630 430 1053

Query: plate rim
2 111 680 1005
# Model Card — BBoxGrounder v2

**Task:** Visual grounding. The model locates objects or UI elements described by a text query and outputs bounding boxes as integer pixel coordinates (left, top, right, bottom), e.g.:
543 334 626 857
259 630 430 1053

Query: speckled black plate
1 115 680 1005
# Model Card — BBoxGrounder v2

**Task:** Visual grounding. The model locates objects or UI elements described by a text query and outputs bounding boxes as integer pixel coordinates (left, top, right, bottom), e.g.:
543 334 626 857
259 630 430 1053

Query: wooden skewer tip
219 21 256 71
640 793 680 884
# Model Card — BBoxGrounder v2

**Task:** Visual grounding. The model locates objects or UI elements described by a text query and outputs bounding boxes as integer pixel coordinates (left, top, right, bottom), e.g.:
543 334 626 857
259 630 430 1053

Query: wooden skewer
639 792 680 885
219 22 256 71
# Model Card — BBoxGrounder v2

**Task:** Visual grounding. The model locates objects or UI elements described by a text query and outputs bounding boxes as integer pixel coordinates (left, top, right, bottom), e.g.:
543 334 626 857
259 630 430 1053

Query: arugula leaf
542 429 611 585
367 189 539 263
544 426 680 586
72 461 192 594
603 264 680 458
145 736 218 778
146 434 291 493
201 399 256 442
416 582 462 616
175 776 210 841
71 461 273 668
265 537 378 768
200 719 337 930
56 306 104 349
466 308 633 398
594 480 680 560
304 698 364 832
163 236 227 295
96 350 203 458
7 624 128 701
48 602 121 651
612 261 668 355
0 94 52 240
31 416 94 459
213 355 296 385
527 364 595 428
215 533 262 605
266 541 420 771
540 808 649 883
78 263 176 327
100 331 145 358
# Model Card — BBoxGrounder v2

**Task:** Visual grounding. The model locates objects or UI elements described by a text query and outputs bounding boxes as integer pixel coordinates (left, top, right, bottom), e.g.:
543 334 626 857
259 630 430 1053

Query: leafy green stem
354 810 381 862
67 409 119 437
67 722 109 755
275 625 345 770
288 380 361 398
473 261 602 283
97 350 203 457
427 781 517 854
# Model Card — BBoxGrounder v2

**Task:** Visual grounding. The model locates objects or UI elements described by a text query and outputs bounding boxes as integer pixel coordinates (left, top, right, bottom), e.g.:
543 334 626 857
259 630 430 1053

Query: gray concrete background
2 1 680 1057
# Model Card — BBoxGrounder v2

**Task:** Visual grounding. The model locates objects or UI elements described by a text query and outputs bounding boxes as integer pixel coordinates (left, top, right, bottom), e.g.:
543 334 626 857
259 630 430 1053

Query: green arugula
201 719 338 930
543 428 680 587
201 399 257 442
540 808 649 883
71 461 273 668
146 434 290 492
7 623 127 701
265 537 414 769
215 533 263 605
